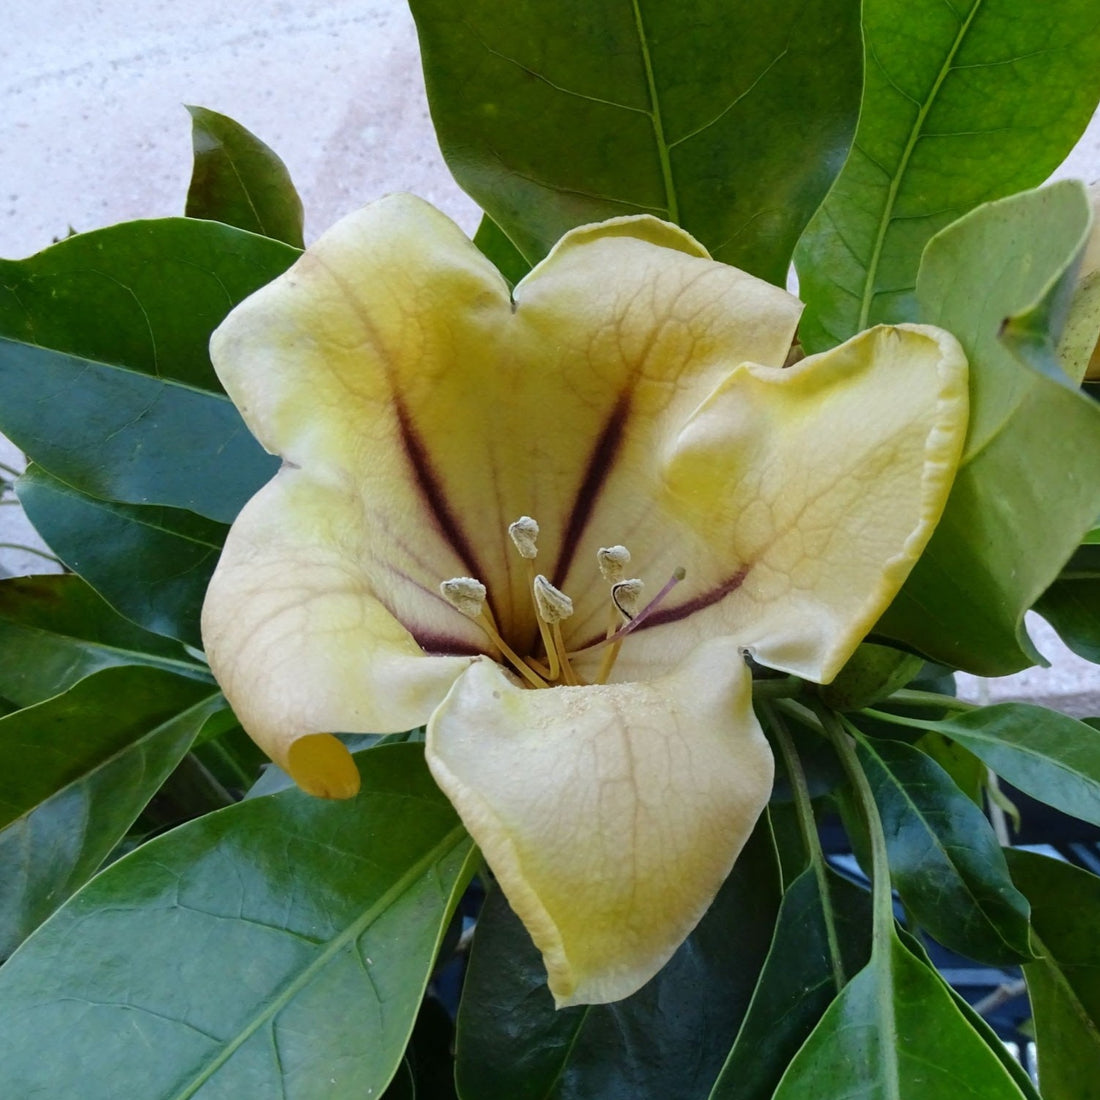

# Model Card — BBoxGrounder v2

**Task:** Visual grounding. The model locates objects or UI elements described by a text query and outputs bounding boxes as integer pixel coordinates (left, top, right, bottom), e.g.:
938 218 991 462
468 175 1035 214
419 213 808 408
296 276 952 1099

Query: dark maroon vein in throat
551 394 631 588
640 567 749 631
393 394 485 582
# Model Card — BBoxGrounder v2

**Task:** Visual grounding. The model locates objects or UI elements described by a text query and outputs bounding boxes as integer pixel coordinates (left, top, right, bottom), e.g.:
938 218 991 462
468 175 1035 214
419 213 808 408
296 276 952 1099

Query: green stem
764 703 846 991
882 689 977 712
860 707 943 733
818 706 895 957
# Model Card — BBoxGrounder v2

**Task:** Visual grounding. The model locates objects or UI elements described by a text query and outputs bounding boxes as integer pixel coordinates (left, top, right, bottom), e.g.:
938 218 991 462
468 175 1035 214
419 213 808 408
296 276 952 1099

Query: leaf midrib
857 0 984 330
630 0 678 223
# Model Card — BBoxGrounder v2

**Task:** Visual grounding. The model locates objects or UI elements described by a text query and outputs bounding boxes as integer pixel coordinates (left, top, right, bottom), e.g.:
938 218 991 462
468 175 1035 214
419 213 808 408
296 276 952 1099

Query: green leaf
773 930 1028 1098
473 215 531 287
0 666 222 958
186 106 305 248
0 335 275 523
1007 850 1100 1100
899 928 1042 1100
794 0 1100 351
882 703 1100 826
0 744 476 1099
411 0 862 283
0 217 298 392
855 737 1033 964
17 465 227 648
709 868 871 1100
1036 578 1100 664
0 574 210 707
455 822 780 1100
875 181 1100 673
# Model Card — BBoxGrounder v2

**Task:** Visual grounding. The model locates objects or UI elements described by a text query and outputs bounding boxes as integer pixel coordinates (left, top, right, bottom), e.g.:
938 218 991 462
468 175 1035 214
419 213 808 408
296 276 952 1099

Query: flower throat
439 516 684 688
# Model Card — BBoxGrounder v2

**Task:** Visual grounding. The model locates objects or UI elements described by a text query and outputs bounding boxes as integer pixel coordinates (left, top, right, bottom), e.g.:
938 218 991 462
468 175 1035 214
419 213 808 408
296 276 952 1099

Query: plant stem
764 702 846 992
883 688 977 711
817 706 895 958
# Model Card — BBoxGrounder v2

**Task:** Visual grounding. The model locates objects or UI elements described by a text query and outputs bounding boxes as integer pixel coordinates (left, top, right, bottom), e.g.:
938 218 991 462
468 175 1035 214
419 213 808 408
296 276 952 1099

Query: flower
201 195 968 1007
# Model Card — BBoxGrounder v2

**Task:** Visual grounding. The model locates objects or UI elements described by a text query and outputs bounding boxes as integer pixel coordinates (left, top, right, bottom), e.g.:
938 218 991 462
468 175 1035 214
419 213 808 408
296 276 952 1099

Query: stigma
439 516 683 689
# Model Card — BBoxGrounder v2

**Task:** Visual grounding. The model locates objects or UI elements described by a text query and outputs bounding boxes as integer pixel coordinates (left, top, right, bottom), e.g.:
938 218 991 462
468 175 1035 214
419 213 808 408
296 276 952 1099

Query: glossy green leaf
899 928 1042 1100
894 703 1100 826
709 868 871 1100
0 335 276 523
0 217 298 392
186 106 305 248
0 744 476 1099
875 182 1100 673
773 930 1028 1098
1007 850 1100 1100
455 823 779 1100
1036 578 1100 664
795 0 1100 351
856 737 1033 964
411 0 861 283
18 465 227 648
0 666 222 959
0 574 210 707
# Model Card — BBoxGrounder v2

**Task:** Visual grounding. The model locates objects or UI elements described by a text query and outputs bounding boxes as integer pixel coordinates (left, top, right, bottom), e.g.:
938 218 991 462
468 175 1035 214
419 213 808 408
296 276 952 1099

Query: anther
533 575 573 623
509 516 540 559
439 577 487 619
597 545 631 584
612 578 644 619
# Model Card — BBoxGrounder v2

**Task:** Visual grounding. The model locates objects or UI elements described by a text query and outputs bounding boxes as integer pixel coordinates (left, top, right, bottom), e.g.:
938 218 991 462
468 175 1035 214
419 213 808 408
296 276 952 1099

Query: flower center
439 516 683 688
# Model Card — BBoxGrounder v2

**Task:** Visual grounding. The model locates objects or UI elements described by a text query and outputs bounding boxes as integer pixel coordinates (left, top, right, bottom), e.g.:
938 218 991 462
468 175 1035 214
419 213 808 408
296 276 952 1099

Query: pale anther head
612 578 645 618
509 516 540 559
533 574 574 623
440 576 487 619
597 545 631 584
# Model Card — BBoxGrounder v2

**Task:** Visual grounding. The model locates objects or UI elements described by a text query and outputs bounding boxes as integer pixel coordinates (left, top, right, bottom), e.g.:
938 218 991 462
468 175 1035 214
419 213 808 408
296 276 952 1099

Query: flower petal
646 323 969 683
424 636 773 1007
1059 181 1100 383
201 469 473 796
209 195 802 651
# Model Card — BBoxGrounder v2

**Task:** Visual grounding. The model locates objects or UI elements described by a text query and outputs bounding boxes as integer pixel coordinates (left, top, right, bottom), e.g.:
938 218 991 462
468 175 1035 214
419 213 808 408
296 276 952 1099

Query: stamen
440 576 548 689
508 516 540 559
506 518 560 680
533 575 579 685
596 577 646 685
597 545 631 584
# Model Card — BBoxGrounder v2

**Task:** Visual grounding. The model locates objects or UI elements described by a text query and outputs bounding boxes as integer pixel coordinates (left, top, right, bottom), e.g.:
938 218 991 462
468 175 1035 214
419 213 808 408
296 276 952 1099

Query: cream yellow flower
1060 181 1100 383
201 195 968 1007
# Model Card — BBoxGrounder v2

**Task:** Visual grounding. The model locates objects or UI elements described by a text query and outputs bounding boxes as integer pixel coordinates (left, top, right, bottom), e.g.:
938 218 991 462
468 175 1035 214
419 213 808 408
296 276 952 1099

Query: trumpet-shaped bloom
202 195 968 1006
